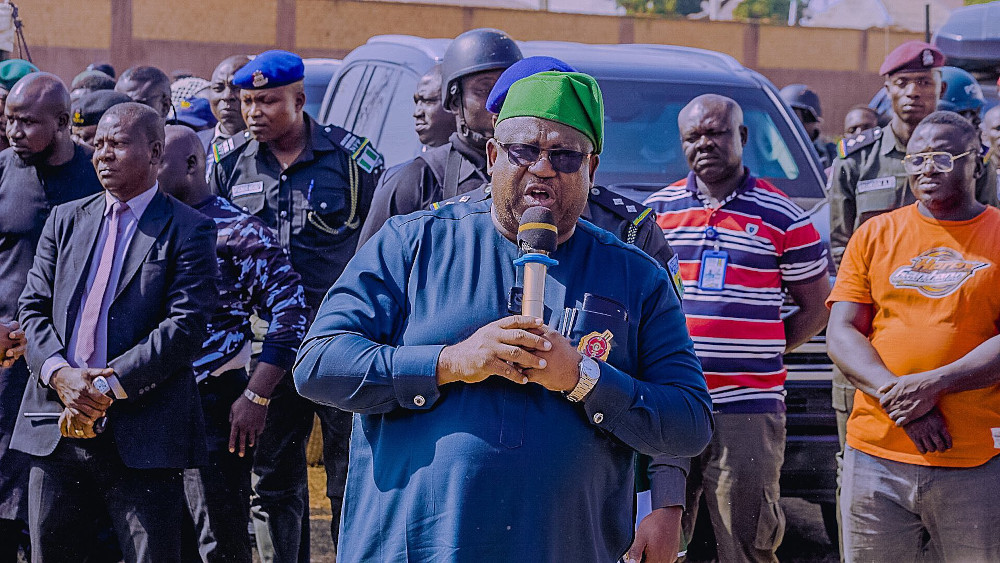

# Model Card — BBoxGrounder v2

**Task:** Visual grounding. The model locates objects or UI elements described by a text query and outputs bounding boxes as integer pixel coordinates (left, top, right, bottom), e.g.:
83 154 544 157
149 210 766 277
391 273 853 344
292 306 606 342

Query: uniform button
280 175 287 181
279 210 287 218
325 126 331 133
591 188 600 195
413 395 426 407
593 412 604 424
319 202 327 209
242 207 249 212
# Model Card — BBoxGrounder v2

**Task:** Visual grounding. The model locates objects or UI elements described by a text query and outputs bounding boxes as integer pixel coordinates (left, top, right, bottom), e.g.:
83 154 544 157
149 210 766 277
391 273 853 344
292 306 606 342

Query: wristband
243 388 270 406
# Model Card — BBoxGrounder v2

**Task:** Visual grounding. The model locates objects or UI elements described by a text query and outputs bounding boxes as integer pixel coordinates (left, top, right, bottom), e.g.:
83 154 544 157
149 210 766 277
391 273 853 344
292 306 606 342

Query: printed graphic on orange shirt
889 247 989 298
578 330 613 361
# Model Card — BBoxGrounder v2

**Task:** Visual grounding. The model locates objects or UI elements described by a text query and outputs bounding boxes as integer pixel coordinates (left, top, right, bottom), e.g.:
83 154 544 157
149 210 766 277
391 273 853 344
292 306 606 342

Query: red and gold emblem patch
578 330 613 361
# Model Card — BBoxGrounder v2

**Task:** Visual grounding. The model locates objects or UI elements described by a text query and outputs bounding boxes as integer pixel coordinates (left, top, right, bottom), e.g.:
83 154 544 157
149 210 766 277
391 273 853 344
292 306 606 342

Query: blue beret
486 56 577 114
174 97 218 130
879 41 944 76
232 50 304 90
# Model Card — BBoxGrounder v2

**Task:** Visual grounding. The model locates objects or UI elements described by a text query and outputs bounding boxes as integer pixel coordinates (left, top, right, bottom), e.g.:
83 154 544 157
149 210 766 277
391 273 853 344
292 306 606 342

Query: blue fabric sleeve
582 268 713 458
293 220 443 414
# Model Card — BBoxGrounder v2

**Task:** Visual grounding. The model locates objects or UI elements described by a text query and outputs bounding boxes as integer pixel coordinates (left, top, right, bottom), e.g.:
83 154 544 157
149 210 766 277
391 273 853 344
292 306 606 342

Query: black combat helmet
779 84 823 122
441 28 522 111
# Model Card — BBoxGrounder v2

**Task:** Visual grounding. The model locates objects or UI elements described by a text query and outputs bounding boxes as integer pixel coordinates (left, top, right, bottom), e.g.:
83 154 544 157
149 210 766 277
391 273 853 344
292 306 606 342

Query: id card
698 249 728 291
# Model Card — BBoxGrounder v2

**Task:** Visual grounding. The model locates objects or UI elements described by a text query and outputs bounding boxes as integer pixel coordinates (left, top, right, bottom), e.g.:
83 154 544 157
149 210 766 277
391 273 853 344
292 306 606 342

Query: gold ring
74 429 83 436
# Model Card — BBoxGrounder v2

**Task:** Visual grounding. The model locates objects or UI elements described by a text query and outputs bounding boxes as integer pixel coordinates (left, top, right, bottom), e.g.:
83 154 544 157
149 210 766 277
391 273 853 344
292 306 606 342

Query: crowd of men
0 24 997 563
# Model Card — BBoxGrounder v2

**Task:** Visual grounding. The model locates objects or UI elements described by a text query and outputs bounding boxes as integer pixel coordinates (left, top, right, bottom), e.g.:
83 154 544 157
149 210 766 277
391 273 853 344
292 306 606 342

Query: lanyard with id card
699 249 728 290
698 225 727 291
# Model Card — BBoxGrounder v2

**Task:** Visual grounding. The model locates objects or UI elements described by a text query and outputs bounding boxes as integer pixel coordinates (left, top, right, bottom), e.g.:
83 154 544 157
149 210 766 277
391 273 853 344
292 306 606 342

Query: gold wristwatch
566 356 600 402
243 389 271 406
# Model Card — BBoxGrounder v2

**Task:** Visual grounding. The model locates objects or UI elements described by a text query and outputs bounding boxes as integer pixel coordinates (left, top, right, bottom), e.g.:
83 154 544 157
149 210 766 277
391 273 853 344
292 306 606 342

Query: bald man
13 102 218 561
645 94 831 562
0 73 104 546
159 125 309 563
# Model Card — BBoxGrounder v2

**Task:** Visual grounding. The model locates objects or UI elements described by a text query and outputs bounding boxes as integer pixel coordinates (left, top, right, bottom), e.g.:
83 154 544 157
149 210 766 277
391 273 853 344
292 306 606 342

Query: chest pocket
856 187 897 223
231 191 265 216
296 183 357 237
561 294 631 369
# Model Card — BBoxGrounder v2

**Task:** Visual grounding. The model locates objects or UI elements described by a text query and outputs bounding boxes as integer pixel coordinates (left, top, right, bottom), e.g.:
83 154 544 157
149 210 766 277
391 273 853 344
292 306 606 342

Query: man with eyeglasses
826 43 999 553
293 70 712 562
644 94 831 563
826 110 1000 562
830 42 998 268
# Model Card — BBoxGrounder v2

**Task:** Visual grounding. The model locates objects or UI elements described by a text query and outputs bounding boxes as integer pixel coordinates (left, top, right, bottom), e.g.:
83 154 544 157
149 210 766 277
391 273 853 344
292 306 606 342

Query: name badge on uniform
856 176 896 194
231 181 264 197
698 250 728 291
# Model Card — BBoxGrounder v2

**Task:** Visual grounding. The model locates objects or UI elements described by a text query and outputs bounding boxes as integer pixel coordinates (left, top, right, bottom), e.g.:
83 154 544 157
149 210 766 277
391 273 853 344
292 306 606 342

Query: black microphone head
517 206 558 253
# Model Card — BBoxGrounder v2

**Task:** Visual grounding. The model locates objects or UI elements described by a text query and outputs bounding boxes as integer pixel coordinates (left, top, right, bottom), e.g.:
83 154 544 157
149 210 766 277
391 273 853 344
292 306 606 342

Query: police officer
937 66 988 129
780 84 836 168
830 42 998 266
200 56 251 156
70 90 132 149
356 28 522 248
827 40 999 553
209 50 382 562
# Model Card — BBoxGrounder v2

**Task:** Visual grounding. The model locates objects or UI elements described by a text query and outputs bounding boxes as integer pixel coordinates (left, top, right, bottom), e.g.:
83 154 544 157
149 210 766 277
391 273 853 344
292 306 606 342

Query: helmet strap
453 81 489 150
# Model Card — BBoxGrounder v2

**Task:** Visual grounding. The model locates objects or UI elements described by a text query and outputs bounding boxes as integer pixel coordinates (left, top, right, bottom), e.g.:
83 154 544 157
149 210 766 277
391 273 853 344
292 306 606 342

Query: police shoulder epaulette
836 127 882 159
588 185 653 228
211 131 251 164
430 185 490 210
323 124 385 175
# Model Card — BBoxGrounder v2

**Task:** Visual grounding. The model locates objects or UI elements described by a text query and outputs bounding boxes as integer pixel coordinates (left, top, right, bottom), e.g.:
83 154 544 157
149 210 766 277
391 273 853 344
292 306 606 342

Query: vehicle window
304 77 332 119
350 66 399 142
325 65 368 127
375 70 423 167
597 80 819 199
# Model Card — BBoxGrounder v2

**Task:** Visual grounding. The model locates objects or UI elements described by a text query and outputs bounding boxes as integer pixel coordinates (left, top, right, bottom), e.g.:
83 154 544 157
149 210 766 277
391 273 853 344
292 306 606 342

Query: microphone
513 206 559 319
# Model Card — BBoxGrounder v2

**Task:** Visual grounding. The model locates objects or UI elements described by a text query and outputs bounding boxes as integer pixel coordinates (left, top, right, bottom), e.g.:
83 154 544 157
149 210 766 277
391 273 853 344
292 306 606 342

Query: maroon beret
879 41 945 76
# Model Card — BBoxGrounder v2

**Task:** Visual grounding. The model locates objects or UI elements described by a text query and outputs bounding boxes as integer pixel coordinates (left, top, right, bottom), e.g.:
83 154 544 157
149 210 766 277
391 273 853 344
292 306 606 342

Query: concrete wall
15 0 922 133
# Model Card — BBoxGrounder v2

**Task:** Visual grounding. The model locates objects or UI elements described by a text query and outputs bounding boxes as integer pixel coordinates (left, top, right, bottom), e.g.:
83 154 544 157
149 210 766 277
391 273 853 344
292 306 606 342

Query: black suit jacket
12 189 218 469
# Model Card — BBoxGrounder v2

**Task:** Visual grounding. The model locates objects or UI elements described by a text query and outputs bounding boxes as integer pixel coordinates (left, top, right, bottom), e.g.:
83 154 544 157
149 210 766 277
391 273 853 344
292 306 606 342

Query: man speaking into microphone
293 71 712 562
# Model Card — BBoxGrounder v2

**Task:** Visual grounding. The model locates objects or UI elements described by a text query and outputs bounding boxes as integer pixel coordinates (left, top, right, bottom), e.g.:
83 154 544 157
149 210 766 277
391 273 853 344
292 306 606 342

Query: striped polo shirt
644 170 828 413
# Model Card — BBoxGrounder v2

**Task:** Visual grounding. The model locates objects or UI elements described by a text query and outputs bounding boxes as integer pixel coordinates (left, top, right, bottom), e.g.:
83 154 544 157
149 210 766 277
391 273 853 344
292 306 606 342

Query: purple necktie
77 201 128 365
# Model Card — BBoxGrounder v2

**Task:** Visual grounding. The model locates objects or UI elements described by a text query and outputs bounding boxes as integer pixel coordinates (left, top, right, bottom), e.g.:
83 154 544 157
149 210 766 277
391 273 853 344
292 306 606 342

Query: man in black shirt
356 28 522 248
0 72 103 560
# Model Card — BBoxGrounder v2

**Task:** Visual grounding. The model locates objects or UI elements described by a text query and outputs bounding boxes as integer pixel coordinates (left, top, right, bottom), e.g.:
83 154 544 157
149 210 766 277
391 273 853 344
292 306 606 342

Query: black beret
72 90 133 127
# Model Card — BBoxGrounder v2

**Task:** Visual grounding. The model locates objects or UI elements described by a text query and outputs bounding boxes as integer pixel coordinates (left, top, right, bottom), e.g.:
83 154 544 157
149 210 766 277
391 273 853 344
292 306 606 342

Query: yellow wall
865 29 923 73
297 1 465 50
133 0 277 44
471 8 620 44
20 0 111 48
759 26 860 71
632 18 744 61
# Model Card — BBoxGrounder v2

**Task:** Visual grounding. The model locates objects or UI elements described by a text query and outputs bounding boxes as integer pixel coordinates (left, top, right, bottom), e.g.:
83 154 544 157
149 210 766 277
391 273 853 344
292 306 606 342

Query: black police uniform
356 132 488 249
209 116 382 558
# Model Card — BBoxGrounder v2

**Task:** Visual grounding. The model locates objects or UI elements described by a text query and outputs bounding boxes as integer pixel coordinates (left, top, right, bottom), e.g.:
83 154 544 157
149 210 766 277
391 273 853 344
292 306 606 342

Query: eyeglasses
902 150 973 175
497 142 590 174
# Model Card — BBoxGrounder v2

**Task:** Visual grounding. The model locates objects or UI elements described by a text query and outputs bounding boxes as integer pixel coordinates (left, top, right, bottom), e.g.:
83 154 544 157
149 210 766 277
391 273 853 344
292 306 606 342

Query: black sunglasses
497 142 590 174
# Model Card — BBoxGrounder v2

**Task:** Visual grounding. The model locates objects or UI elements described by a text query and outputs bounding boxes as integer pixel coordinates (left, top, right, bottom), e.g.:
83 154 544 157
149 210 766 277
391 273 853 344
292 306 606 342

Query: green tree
734 0 799 21
615 0 701 15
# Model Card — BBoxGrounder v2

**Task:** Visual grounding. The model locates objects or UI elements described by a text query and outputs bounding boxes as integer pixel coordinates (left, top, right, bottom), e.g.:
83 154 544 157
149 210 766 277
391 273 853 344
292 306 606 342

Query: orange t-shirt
828 204 1000 467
